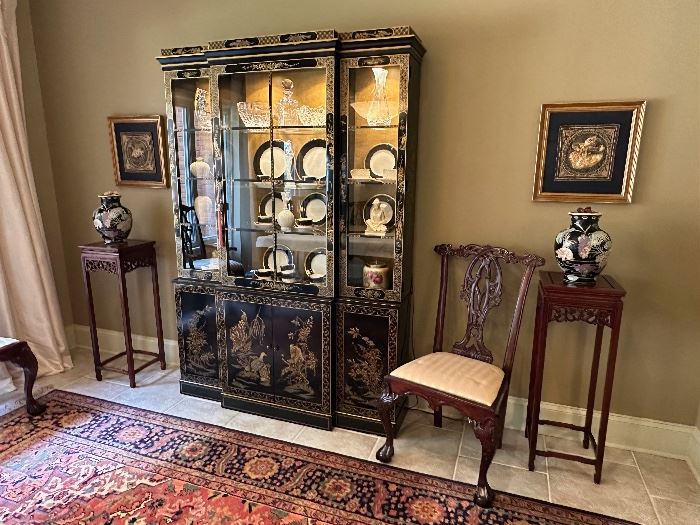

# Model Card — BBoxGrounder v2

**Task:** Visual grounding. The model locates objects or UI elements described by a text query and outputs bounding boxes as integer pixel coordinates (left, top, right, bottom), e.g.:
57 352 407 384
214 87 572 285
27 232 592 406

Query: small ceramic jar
362 262 390 289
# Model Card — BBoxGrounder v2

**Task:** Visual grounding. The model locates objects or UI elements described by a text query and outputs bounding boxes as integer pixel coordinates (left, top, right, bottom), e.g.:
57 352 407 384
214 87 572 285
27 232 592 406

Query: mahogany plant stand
79 240 166 388
0 339 46 416
525 271 626 483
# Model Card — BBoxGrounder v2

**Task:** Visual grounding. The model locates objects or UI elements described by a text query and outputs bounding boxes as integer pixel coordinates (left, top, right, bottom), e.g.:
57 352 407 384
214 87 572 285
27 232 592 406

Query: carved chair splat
375 243 544 508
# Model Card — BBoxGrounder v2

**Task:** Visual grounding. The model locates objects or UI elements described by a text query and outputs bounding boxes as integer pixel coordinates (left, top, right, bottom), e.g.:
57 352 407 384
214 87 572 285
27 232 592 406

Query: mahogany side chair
375 243 544 507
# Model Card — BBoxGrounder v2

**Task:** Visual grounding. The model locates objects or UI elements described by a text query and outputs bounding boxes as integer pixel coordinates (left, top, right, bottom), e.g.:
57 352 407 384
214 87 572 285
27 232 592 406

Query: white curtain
0 0 72 393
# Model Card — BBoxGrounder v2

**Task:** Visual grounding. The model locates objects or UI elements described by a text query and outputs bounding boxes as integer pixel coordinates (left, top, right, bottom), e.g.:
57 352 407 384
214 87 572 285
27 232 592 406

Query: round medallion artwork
120 132 155 172
554 124 620 181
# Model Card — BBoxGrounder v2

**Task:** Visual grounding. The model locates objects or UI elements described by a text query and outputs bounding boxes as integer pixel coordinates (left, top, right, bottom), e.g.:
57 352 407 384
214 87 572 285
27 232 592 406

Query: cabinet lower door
219 291 332 429
272 301 330 415
175 283 220 400
336 299 409 434
219 292 274 401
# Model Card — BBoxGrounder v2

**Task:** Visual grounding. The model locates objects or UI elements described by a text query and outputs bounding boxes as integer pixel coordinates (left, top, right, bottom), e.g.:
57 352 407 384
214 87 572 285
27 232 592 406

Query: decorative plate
304 248 327 279
362 193 396 231
262 245 293 271
253 140 293 179
258 192 284 219
300 193 327 225
296 138 327 181
365 143 397 179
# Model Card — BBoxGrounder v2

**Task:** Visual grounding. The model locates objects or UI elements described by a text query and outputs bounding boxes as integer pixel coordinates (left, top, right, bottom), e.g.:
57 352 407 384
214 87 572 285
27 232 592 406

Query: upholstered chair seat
390 353 505 407
0 337 20 348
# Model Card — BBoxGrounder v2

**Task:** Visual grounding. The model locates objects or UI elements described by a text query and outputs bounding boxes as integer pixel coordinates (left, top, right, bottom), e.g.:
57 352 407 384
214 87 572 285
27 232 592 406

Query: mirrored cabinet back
157 27 424 433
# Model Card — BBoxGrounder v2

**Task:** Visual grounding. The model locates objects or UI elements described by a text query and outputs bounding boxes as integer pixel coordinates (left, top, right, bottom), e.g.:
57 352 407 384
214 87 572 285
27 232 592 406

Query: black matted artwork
109 116 168 188
533 102 645 203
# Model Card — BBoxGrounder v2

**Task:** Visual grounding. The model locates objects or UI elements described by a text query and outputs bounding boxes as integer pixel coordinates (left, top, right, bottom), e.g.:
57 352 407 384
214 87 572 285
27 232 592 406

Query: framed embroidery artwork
532 101 645 203
108 115 168 188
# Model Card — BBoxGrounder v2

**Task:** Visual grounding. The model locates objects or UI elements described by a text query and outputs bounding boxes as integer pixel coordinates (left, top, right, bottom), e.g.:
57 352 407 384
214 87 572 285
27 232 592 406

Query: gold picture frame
108 115 168 188
532 101 645 203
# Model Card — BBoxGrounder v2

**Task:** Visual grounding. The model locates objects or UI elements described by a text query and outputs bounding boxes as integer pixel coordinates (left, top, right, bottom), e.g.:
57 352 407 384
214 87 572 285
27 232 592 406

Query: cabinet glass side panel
345 65 401 292
270 68 330 289
171 77 217 272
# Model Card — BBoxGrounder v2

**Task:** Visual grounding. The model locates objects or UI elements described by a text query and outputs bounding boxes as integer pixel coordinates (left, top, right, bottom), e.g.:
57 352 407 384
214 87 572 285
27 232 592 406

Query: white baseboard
505 396 696 459
69 324 179 364
689 427 700 482
65 323 699 470
417 394 697 465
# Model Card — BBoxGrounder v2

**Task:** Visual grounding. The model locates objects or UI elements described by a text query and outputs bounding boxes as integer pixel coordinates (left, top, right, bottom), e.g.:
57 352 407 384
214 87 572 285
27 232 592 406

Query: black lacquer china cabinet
157 27 424 432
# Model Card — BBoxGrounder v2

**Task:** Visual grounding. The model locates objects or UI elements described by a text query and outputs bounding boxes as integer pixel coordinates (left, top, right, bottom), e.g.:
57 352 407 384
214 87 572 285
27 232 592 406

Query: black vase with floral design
92 191 132 244
554 207 611 284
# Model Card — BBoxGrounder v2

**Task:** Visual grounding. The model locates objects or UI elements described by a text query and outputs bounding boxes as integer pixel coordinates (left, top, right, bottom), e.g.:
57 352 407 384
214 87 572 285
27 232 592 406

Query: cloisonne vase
554 207 612 284
92 191 132 244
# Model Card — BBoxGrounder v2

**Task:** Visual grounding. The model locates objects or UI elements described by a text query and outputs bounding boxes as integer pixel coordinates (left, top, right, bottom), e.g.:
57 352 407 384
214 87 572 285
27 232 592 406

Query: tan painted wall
19 0 700 424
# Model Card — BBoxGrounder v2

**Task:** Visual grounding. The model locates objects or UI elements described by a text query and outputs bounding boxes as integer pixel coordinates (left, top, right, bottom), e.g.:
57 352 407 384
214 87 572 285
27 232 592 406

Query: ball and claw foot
26 399 46 417
376 443 394 463
474 484 495 508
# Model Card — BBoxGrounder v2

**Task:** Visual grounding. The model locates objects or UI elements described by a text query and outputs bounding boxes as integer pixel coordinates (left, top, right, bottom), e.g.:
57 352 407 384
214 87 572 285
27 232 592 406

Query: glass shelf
256 233 326 251
229 226 275 234
222 126 326 135
347 232 395 239
180 221 218 229
175 128 213 133
347 178 396 185
178 176 218 182
348 124 399 130
244 275 325 286
224 178 327 189
228 226 325 237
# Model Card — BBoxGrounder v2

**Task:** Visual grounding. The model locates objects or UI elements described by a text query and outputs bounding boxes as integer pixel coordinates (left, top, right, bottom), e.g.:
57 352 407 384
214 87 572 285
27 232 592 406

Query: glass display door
215 58 334 297
168 73 219 277
340 56 408 301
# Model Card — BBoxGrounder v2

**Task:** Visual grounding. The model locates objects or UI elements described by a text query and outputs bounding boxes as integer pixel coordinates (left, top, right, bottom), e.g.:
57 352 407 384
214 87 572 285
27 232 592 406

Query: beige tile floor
1 348 698 525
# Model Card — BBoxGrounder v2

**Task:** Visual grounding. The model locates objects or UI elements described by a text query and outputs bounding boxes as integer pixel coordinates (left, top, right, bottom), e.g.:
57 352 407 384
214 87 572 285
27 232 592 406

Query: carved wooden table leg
583 324 604 449
82 264 102 381
151 256 166 370
117 265 136 388
0 341 46 416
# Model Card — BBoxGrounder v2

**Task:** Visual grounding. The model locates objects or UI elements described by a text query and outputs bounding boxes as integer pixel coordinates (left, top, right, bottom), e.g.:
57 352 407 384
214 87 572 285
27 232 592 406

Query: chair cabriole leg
433 405 442 428
472 417 497 507
10 343 46 416
376 380 398 463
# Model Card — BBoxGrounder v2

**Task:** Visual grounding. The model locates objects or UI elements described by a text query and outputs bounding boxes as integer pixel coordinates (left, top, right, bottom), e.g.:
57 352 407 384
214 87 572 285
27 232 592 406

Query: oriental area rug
0 391 634 525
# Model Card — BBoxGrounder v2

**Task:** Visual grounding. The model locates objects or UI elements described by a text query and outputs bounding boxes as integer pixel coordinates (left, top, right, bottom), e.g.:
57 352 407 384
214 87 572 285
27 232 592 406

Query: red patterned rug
0 391 634 524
